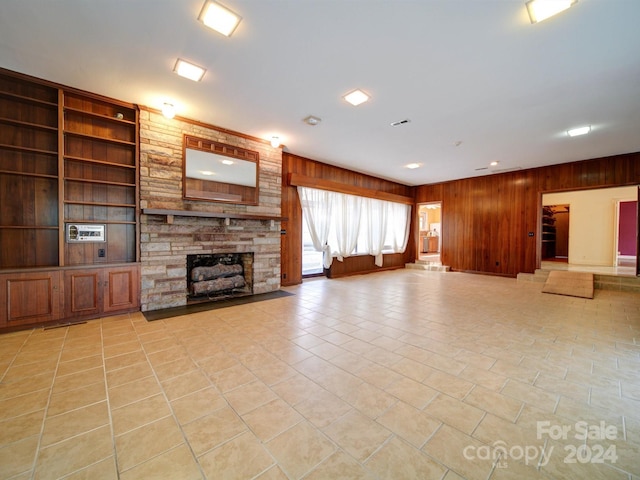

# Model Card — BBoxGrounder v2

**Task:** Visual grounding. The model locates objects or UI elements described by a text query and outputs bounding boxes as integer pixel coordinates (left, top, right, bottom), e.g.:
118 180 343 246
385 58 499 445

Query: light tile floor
1 270 639 480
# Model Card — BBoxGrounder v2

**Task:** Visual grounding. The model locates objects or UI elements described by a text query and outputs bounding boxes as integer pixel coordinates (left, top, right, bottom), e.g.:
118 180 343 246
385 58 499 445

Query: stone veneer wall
139 108 282 311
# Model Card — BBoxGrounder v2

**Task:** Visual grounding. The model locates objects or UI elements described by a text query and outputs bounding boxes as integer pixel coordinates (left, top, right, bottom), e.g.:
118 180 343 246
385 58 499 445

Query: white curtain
298 186 411 268
328 192 362 262
361 198 388 267
298 186 333 268
387 202 411 253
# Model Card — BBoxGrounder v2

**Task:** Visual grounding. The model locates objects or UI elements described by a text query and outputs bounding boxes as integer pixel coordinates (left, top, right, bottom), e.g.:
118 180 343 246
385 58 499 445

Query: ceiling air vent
390 119 411 127
303 115 321 126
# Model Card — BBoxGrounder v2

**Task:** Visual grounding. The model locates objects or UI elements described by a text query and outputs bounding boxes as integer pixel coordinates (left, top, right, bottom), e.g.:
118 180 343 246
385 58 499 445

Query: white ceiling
1 0 639 186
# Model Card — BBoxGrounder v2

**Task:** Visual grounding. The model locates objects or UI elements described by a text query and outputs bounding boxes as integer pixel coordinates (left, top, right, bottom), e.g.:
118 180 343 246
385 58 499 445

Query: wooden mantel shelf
142 208 284 223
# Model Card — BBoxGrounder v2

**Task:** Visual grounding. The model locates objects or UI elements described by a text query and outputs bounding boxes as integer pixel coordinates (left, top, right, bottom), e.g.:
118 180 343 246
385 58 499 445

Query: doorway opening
541 204 569 262
541 186 638 276
417 202 442 263
616 199 637 269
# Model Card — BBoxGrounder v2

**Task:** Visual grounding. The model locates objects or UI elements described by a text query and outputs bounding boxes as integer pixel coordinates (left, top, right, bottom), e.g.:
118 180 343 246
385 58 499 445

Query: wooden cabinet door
64 269 102 318
0 271 62 327
103 266 139 313
428 236 439 253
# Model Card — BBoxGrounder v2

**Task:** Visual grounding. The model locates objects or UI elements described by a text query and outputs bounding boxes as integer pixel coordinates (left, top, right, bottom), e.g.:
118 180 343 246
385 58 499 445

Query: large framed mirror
182 135 259 205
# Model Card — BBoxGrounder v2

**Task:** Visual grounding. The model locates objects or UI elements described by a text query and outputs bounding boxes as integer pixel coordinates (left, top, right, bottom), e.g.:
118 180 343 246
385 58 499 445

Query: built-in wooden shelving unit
0 68 140 330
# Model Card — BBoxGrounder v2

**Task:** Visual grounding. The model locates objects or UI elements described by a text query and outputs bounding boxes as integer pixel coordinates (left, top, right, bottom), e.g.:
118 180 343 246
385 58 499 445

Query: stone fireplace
139 214 280 312
137 108 282 312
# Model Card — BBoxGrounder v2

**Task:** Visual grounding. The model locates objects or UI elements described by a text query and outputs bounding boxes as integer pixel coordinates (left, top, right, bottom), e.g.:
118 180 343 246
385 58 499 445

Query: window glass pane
302 211 324 275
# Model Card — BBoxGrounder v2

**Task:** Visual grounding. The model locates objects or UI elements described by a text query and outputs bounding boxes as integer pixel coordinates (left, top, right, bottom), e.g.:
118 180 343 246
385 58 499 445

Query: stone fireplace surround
138 108 282 312
140 214 280 311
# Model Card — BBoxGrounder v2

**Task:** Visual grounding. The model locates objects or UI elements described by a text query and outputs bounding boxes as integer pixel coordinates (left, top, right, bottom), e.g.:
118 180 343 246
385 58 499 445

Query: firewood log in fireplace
191 264 243 282
189 263 246 296
190 274 246 296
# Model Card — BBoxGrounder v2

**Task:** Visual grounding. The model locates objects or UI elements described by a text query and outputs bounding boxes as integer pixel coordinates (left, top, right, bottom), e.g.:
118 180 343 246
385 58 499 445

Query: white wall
543 186 636 266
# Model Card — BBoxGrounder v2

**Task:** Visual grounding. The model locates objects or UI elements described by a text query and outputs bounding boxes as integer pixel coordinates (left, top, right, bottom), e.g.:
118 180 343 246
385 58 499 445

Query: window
298 187 410 268
302 215 324 275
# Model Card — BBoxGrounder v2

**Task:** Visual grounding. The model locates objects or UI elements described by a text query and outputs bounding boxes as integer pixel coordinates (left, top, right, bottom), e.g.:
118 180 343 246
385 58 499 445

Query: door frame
540 186 639 274
416 201 442 261
614 198 638 269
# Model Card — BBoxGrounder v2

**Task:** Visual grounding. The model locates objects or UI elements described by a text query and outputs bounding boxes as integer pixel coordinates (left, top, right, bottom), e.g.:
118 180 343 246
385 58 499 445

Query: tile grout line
101 316 122 479
30 326 69 480
127 315 210 479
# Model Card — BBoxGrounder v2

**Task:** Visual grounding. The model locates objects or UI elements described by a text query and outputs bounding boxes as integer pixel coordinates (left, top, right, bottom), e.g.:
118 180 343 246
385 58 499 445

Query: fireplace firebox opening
187 253 253 303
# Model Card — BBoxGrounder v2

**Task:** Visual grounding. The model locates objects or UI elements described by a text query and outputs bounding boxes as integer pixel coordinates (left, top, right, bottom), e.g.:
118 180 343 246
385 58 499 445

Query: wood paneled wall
281 152 415 285
415 152 640 277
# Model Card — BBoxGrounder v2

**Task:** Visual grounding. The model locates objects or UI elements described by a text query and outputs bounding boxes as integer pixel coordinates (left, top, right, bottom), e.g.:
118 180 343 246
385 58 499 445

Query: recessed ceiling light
343 89 370 106
199 170 214 176
490 161 499 167
567 125 591 137
173 58 206 82
526 0 578 24
405 163 421 169
221 159 234 165
198 0 242 37
270 136 281 148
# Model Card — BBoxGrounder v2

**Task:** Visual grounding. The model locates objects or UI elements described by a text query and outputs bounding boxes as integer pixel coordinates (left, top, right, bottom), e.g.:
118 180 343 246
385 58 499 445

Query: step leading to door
517 269 639 293
405 262 450 272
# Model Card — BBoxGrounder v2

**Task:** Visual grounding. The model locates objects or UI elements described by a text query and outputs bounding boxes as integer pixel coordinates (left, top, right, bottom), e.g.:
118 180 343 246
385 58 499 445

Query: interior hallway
1 270 639 479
